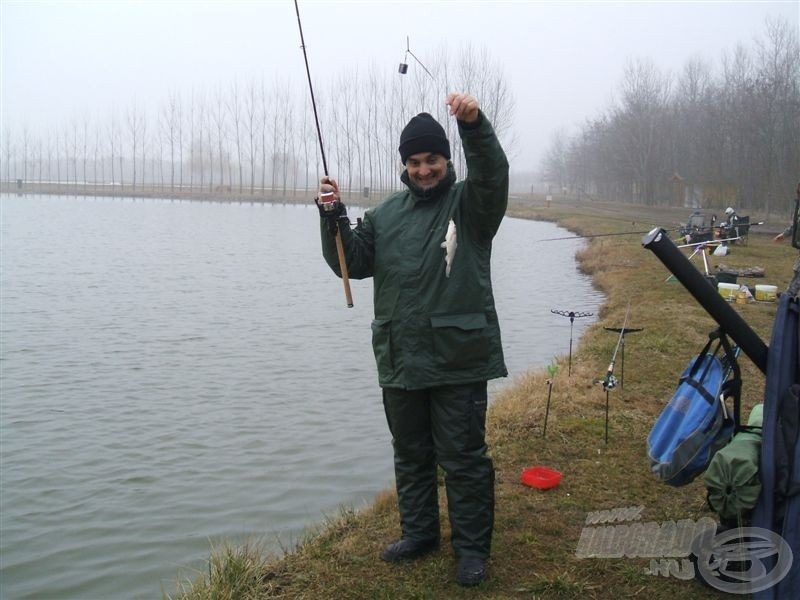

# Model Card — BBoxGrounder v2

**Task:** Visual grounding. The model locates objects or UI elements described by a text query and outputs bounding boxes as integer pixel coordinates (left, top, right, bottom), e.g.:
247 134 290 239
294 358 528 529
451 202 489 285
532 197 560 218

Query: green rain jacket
320 112 509 389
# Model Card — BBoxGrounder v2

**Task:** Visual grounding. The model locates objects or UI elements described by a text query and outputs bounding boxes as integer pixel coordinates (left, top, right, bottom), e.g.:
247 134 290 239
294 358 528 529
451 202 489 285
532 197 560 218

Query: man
773 182 800 296
719 206 741 239
315 92 508 587
722 206 738 225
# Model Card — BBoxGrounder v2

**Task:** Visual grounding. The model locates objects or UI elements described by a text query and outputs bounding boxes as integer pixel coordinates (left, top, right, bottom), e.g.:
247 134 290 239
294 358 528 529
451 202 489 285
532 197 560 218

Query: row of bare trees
1 44 515 198
541 17 798 211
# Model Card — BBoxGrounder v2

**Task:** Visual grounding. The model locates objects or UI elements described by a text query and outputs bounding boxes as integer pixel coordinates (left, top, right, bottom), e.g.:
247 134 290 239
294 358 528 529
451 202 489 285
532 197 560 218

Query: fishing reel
594 370 618 391
318 191 339 211
602 374 619 392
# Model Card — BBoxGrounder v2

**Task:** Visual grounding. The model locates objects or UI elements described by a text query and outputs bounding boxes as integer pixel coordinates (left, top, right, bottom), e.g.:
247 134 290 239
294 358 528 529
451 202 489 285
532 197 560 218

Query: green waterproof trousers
382 382 494 558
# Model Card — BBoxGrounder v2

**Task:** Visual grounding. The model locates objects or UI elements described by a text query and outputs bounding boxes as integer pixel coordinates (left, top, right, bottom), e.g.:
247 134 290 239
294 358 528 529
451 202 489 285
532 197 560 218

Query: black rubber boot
456 556 488 586
380 538 439 562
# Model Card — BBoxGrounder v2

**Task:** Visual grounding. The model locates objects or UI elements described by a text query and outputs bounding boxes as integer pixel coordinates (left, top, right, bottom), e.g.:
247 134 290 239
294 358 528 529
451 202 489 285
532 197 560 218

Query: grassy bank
164 198 791 599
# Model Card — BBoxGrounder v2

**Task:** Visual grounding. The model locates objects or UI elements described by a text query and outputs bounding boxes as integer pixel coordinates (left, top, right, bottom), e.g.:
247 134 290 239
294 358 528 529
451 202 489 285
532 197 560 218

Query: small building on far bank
670 172 738 210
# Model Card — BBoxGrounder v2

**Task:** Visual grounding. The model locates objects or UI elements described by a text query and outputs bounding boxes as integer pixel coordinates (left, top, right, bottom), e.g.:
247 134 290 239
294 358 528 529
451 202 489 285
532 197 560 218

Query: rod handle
334 230 354 308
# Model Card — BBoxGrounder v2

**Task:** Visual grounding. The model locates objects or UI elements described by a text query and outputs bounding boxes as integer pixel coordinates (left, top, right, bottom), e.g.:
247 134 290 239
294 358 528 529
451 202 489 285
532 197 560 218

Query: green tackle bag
704 404 763 524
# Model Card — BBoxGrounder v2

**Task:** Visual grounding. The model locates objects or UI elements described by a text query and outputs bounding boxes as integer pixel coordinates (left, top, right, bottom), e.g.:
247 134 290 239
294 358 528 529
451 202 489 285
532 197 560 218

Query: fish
440 218 457 278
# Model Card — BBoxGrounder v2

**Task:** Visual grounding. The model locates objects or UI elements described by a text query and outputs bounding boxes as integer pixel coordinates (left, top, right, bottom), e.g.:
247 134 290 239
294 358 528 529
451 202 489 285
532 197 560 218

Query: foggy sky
2 0 797 171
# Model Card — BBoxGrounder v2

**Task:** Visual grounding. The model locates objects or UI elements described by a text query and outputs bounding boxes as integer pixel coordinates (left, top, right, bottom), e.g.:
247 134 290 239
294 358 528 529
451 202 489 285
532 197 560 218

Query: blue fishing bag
648 331 740 487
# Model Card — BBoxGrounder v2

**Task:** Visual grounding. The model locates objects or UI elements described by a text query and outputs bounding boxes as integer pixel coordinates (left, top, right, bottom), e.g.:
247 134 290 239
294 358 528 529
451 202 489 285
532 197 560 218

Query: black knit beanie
398 112 451 164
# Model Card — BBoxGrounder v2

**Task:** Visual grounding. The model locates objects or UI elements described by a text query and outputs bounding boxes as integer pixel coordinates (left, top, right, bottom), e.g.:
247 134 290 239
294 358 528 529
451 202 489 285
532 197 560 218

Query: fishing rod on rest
294 0 353 308
536 227 679 243
599 302 631 445
601 303 630 392
602 324 642 390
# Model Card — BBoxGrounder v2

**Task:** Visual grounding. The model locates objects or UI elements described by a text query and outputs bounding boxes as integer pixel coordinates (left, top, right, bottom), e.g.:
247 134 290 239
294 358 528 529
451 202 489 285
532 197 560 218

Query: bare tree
177 93 184 190
108 113 119 192
161 91 181 193
259 79 270 193
70 119 79 186
2 127 13 183
81 115 89 187
227 80 244 193
46 134 54 184
156 125 165 189
211 86 228 191
140 112 148 191
188 87 198 191
269 80 290 194
244 80 260 194
752 16 800 213
205 98 215 192
126 102 142 191
20 125 30 183
57 129 65 185
613 58 672 203
93 123 101 191
541 128 569 192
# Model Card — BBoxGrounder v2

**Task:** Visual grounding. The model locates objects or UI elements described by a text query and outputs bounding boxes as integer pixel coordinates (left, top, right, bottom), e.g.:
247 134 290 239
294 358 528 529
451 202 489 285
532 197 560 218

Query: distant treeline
540 17 799 212
1 44 515 200
3 20 797 209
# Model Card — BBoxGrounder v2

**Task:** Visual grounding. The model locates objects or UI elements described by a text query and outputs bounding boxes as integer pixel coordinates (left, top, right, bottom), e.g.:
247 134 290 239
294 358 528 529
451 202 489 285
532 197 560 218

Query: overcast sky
1 1 797 171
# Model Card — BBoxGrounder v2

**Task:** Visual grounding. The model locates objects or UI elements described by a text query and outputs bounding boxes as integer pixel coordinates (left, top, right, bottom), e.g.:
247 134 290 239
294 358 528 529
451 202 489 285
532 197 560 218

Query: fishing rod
294 0 353 308
600 302 631 445
676 236 742 248
536 228 673 243
602 302 630 393
602 325 643 390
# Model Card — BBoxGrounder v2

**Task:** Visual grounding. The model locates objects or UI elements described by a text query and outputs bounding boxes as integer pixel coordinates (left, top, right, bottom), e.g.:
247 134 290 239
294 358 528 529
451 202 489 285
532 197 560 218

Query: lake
0 194 601 599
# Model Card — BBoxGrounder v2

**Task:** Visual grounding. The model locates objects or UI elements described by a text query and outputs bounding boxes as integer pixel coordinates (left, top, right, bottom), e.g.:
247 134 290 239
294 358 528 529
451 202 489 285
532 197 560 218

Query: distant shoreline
0 181 379 207
2 181 787 235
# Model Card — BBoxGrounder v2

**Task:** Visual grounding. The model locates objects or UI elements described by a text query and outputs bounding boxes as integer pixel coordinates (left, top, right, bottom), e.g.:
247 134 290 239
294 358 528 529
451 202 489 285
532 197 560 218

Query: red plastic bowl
521 466 562 490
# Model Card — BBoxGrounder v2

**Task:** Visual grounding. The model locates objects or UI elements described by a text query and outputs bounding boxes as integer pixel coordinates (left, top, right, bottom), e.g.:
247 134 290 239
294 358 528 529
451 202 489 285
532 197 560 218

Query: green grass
166 196 793 599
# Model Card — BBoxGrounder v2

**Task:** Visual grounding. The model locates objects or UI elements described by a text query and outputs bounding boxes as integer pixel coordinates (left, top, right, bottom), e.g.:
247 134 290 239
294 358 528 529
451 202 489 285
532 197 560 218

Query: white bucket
718 282 739 300
755 284 778 302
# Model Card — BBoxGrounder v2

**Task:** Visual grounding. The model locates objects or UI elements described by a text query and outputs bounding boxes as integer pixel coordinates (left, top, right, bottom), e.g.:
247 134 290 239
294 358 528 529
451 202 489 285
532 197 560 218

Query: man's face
405 152 448 190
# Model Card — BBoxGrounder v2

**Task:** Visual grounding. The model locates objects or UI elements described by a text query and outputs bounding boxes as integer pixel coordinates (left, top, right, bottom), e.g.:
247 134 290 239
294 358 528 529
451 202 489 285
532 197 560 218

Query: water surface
0 194 601 598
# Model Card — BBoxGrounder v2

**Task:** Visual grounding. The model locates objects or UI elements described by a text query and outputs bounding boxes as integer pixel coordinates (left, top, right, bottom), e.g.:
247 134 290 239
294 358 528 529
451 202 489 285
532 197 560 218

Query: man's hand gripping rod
294 0 353 307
